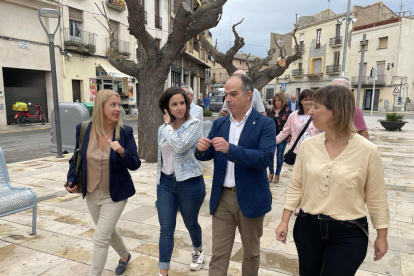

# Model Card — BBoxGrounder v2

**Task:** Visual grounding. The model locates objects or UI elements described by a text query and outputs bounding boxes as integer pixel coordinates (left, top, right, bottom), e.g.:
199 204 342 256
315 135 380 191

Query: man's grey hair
331 78 352 90
231 74 254 102
182 85 193 94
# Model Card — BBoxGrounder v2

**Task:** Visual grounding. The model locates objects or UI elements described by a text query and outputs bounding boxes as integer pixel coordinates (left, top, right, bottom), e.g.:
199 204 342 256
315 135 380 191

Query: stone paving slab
0 117 413 275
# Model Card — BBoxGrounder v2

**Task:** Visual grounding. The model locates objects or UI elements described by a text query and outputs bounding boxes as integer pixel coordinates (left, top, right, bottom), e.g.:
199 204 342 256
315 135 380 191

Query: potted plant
378 113 408 131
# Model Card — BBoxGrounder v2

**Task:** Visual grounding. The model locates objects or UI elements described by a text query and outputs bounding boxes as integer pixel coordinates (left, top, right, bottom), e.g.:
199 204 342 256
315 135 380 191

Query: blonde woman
66 90 141 276
276 85 389 276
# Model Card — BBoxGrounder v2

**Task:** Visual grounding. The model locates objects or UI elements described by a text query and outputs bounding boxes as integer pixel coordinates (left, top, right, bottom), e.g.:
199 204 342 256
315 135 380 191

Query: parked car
209 95 225 112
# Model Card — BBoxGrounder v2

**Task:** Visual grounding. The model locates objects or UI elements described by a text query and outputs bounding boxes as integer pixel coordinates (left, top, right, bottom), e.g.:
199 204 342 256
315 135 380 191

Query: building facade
265 2 398 107
0 0 65 126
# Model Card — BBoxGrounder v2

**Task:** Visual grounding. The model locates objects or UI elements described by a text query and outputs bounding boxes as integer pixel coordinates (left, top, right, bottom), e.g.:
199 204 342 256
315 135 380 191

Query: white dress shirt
223 106 252 187
190 102 203 123
222 89 265 113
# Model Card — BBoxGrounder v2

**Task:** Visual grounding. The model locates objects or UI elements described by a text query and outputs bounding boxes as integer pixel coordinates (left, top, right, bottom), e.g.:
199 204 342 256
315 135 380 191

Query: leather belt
222 186 236 192
299 209 368 237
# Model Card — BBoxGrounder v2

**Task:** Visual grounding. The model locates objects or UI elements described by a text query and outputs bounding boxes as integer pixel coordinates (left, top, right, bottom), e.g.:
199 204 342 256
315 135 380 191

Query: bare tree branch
200 18 245 76
292 14 300 52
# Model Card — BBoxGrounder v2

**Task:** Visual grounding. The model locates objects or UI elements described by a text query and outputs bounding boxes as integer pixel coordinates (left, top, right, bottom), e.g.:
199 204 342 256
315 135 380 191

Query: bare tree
96 0 227 162
200 19 302 90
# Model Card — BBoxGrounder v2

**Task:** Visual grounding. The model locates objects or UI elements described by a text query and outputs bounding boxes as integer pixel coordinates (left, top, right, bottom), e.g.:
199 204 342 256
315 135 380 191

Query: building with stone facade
265 2 400 107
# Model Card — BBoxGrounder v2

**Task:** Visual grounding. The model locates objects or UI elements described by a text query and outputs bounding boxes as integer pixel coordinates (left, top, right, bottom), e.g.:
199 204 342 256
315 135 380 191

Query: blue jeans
157 173 206 269
269 141 287 175
204 104 209 110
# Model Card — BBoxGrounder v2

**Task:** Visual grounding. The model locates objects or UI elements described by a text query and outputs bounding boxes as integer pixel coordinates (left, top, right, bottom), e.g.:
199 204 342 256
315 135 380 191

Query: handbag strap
290 117 312 150
78 121 89 150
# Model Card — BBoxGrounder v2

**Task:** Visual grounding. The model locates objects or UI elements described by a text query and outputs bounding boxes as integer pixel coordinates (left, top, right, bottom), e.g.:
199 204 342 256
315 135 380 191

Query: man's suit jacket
67 123 141 202
196 108 276 218
287 100 299 111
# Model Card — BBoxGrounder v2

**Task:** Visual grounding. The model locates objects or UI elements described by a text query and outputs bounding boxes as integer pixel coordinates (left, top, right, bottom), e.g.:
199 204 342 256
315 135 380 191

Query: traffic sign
393 86 400 95
281 82 287 91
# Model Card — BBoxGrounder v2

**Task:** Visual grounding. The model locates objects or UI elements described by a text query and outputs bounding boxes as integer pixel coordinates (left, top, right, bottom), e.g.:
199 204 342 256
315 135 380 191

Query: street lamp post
37 8 64 158
341 0 352 79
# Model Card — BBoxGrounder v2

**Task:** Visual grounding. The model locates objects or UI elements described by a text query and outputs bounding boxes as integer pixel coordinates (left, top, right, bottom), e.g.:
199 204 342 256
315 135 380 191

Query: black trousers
293 213 369 276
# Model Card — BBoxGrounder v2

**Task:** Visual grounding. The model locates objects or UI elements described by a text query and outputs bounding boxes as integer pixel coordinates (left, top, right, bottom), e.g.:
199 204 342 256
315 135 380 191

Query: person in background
276 85 389 276
66 89 141 276
287 94 299 112
267 93 292 183
182 85 203 123
331 78 369 139
219 70 266 117
276 89 321 163
157 87 206 276
203 94 211 111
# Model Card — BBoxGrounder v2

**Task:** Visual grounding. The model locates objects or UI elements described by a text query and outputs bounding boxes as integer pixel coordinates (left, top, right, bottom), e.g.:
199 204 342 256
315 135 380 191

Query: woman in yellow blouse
275 85 389 276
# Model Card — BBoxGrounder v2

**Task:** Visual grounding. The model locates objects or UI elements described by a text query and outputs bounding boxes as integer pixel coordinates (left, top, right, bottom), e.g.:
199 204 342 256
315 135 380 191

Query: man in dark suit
196 74 276 276
287 94 299 112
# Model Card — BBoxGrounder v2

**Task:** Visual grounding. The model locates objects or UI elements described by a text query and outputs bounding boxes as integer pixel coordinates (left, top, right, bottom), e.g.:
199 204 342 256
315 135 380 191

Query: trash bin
50 102 129 153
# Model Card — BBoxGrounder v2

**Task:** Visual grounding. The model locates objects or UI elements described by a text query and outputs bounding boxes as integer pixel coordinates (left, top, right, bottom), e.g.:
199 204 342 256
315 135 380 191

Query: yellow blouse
284 133 389 229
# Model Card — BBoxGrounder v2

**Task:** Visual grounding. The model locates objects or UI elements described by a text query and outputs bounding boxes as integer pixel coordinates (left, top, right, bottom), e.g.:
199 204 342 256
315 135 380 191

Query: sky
210 0 414 58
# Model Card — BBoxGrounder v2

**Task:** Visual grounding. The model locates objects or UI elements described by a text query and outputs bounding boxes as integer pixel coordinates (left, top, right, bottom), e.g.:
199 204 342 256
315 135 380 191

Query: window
240 60 242 65
109 20 119 40
265 88 274 101
155 38 161 49
296 88 301 95
360 40 368 52
220 72 222 78
300 33 304 42
69 8 83 39
298 62 303 70
316 29 321 49
378 37 388 49
335 24 341 38
334 52 340 66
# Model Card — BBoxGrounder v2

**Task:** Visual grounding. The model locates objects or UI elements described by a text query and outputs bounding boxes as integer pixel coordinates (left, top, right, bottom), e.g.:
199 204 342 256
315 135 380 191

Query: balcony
155 15 162 29
351 75 387 86
106 0 126 11
326 64 341 74
64 29 97 54
329 36 343 47
106 39 130 57
292 69 304 77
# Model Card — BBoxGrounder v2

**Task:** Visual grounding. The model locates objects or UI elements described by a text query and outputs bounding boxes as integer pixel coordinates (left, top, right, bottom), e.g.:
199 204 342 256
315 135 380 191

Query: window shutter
69 8 83 23
379 37 388 49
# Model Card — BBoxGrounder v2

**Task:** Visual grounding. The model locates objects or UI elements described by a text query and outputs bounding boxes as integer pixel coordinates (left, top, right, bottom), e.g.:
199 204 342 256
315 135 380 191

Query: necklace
328 142 347 158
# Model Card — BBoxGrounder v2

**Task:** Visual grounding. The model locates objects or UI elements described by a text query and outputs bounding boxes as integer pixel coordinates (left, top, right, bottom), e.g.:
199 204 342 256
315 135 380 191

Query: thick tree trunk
136 69 167 162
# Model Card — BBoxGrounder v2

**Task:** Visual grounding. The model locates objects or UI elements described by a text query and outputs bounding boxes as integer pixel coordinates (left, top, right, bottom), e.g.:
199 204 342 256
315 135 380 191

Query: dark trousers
293 213 369 276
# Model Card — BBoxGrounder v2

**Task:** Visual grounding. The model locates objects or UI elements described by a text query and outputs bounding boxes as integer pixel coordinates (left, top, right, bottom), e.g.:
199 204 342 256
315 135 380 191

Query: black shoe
115 253 131 275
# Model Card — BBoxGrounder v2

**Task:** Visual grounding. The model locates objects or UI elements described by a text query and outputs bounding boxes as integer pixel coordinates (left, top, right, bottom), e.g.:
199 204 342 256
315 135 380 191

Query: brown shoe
268 174 274 182
274 175 280 183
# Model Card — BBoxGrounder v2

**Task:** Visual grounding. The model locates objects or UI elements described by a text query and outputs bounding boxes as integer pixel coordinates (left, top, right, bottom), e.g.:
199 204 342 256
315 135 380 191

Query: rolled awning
99 62 132 79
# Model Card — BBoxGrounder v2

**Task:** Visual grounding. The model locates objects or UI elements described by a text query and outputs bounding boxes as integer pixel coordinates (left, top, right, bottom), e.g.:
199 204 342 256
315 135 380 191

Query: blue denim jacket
157 117 203 184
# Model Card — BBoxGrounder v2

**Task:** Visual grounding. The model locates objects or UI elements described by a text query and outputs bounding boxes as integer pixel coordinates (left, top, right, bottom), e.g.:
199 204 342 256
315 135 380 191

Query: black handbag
283 117 312 165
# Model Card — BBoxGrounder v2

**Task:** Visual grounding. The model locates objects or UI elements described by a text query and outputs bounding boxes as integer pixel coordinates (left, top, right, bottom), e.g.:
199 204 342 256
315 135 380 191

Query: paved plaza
1 115 414 275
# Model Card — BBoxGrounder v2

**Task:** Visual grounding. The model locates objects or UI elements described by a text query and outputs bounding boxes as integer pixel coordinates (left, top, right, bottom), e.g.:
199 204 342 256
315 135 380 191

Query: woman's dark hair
298 89 314 115
158 87 191 121
272 93 288 109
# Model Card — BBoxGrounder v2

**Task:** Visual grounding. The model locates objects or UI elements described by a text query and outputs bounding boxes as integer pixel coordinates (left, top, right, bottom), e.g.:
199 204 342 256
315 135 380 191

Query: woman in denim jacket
156 87 206 276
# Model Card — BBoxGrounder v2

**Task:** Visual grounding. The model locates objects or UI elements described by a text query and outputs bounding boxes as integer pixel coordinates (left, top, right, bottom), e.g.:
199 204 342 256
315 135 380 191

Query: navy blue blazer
196 108 276 218
287 100 299 111
67 123 141 202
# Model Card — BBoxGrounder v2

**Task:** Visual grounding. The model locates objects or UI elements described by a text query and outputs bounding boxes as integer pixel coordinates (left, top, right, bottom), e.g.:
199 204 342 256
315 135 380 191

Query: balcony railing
106 39 130 57
155 15 162 29
64 29 97 54
292 69 304 77
351 75 387 86
326 65 341 74
329 36 343 46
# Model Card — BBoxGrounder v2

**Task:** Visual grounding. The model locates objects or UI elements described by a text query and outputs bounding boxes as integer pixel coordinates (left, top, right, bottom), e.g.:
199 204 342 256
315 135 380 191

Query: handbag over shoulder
73 121 90 193
283 117 312 165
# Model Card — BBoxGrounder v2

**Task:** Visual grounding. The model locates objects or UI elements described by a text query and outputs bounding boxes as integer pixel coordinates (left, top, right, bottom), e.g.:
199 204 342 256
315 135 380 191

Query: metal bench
0 147 37 235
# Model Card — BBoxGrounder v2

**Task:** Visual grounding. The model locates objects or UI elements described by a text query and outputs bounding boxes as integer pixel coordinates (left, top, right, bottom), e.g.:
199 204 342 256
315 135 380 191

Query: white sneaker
189 250 204 271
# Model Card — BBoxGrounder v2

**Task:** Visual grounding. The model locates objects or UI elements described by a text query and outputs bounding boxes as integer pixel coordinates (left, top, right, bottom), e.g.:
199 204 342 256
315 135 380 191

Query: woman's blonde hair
91 89 123 141
313 85 356 134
